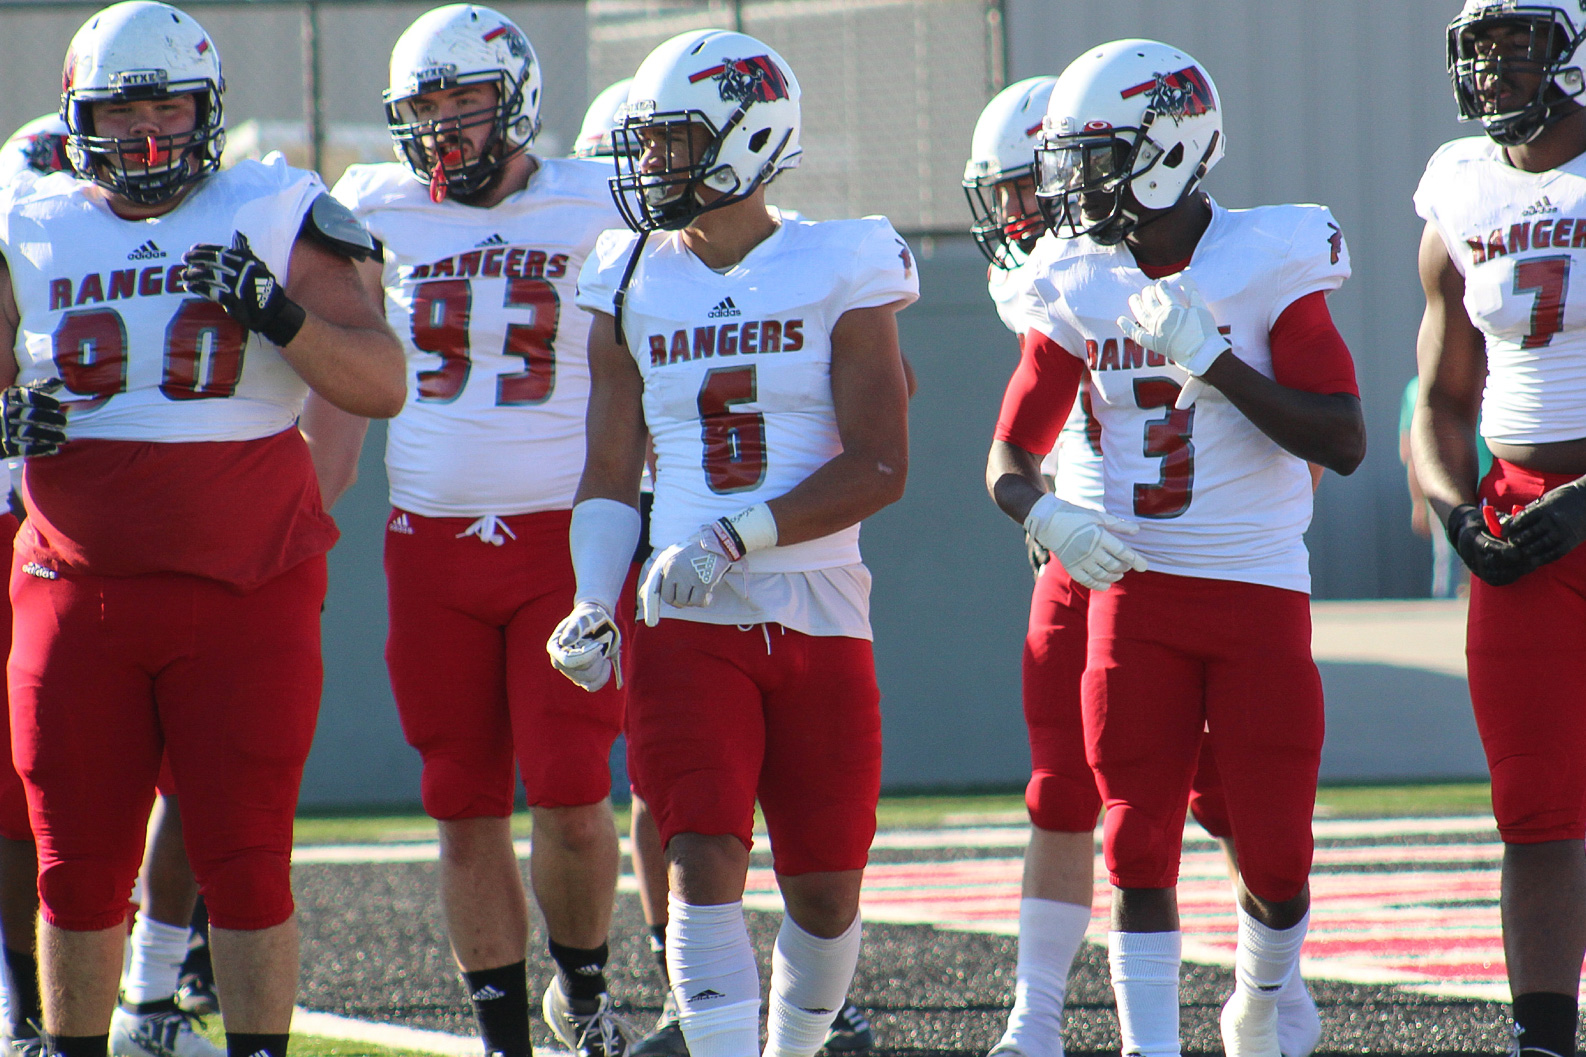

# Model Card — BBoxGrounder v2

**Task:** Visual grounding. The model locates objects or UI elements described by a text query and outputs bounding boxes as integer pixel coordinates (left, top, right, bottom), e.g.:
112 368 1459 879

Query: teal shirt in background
1400 377 1492 482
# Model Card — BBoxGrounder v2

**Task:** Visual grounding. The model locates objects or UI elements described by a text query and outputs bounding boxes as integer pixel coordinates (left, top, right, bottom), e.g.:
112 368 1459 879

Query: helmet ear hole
748 127 771 152
1162 142 1184 168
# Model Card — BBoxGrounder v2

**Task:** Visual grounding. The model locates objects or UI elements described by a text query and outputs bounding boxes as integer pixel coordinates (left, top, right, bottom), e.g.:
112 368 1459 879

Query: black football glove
1 379 66 458
1504 476 1586 567
181 231 306 347
1446 503 1534 587
1025 530 1051 581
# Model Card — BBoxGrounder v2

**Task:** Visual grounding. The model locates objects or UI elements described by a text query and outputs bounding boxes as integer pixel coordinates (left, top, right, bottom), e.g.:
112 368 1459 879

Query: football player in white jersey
966 77 1321 1057
550 28 915 1057
1412 4 1586 1055
0 4 404 1056
0 113 224 1039
988 40 1364 1057
329 8 632 1056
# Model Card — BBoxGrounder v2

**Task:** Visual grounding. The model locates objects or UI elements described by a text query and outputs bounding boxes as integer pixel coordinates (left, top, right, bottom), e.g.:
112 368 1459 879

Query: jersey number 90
52 300 247 410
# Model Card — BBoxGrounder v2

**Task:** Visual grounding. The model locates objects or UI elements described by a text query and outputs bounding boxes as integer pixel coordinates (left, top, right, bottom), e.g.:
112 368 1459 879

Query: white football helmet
611 29 801 232
572 77 633 158
385 4 542 202
0 114 71 185
1035 39 1224 246
963 76 1058 269
1448 0 1586 145
60 1 225 205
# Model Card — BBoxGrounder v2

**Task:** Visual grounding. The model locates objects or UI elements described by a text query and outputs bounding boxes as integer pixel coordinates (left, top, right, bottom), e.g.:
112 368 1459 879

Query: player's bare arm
986 439 1050 525
573 310 648 509
760 302 909 545
296 256 384 508
277 235 405 418
1409 221 1487 524
1197 352 1364 474
0 254 19 388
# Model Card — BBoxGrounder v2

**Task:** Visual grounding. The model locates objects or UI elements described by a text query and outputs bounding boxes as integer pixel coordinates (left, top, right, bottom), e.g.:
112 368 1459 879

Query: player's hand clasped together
1444 504 1534 586
1021 493 1144 591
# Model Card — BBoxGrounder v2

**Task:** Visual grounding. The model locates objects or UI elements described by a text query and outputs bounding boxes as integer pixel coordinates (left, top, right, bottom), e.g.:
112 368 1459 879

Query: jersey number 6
698 365 767 494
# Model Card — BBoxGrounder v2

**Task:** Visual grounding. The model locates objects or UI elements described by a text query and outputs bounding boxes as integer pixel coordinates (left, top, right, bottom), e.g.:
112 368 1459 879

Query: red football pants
1469 459 1586 843
1083 571 1322 902
1025 562 1230 838
8 557 325 932
628 619 882 875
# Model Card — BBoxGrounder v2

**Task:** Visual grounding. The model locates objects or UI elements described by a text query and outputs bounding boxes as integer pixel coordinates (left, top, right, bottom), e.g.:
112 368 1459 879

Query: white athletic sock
1107 930 1181 1057
996 898 1091 1057
121 914 191 1005
667 897 762 1057
1274 964 1321 1057
1235 908 1308 1001
764 914 862 1057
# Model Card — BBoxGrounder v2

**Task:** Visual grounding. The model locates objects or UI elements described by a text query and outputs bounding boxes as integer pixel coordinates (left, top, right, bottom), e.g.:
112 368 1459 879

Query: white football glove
1117 274 1230 379
638 523 739 626
547 601 623 692
1024 493 1148 591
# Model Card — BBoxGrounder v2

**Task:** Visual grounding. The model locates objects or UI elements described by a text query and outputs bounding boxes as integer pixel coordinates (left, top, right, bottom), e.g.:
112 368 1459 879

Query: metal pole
301 0 324 174
987 0 1008 93
731 0 743 33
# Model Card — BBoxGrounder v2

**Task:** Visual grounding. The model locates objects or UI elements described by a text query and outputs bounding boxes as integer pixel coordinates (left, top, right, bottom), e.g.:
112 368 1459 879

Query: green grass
290 783 1495 845
196 1019 435 1057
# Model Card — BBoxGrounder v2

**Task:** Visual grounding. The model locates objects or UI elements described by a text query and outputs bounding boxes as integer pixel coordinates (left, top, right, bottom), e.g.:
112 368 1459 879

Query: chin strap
612 229 650 349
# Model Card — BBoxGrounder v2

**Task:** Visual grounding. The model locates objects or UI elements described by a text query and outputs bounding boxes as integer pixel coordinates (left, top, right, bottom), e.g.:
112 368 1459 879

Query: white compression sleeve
569 498 641 612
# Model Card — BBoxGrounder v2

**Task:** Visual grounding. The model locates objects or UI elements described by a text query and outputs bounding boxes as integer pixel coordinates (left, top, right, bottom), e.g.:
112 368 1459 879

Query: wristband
713 503 779 560
262 298 307 348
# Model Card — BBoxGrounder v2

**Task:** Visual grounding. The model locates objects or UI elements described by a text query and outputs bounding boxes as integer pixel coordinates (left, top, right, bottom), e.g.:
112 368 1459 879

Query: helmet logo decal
482 23 528 59
1024 120 1044 137
1083 120 1113 132
196 38 209 56
688 55 791 104
1120 65 1216 122
109 69 169 90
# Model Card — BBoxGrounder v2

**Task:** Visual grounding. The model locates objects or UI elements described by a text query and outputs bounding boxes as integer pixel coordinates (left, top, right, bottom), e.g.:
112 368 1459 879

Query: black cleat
630 994 688 1057
822 1004 874 1054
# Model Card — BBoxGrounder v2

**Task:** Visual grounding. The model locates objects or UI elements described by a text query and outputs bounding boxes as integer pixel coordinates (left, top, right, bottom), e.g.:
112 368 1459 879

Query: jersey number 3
410 276 558 404
1133 377 1195 519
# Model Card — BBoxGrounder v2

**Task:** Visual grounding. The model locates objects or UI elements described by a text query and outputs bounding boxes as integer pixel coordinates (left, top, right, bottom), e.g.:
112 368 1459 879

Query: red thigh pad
1023 564 1100 833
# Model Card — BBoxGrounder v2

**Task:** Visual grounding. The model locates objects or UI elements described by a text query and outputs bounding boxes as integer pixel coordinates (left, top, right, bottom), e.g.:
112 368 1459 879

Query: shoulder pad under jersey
301 192 378 261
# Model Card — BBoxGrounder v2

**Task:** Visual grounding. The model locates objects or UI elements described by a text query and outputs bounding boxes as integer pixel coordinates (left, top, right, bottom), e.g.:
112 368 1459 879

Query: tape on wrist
263 298 307 347
714 503 779 560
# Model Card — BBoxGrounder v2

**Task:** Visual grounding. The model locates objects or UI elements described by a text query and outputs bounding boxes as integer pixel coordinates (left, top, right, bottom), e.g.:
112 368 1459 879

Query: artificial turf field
270 786 1521 1057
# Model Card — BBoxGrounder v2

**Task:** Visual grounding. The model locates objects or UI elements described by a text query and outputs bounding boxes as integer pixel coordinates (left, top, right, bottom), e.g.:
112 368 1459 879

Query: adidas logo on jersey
1523 195 1560 217
707 296 742 319
476 233 508 247
127 240 166 260
690 988 726 1002
388 513 415 535
470 984 507 1001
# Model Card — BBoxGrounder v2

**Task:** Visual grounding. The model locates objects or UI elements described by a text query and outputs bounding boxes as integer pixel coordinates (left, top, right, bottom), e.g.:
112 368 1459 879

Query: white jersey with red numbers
1415 136 1586 445
0 155 321 442
1020 198 1349 593
577 215 918 635
989 245 1103 511
334 158 619 517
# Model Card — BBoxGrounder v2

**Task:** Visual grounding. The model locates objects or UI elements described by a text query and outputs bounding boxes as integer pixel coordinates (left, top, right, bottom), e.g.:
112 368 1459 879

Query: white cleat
1221 989 1282 1057
1275 974 1321 1057
110 1001 224 1057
